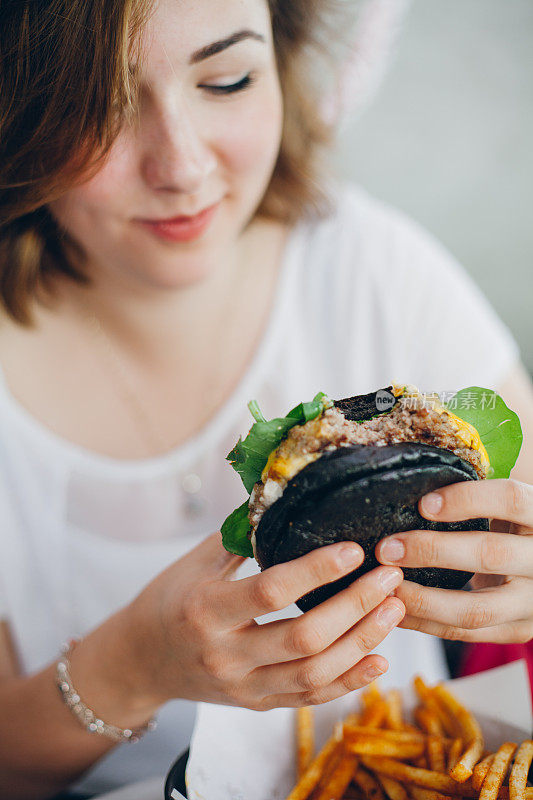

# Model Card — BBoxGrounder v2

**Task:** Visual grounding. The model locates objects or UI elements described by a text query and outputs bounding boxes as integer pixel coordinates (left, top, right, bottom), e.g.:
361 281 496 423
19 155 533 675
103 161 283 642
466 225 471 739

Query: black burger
221 383 522 611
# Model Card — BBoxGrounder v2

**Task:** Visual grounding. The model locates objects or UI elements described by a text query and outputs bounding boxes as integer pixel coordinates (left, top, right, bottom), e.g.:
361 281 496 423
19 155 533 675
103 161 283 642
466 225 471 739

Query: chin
127 247 223 290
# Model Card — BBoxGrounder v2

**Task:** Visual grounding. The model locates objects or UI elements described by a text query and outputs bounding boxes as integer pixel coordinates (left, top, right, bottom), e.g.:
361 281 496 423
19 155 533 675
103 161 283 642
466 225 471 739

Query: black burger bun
254 442 489 612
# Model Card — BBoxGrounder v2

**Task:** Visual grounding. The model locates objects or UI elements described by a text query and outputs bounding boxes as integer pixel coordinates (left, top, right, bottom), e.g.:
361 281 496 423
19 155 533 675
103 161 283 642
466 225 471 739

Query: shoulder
292 182 521 393
288 180 464 315
297 180 458 284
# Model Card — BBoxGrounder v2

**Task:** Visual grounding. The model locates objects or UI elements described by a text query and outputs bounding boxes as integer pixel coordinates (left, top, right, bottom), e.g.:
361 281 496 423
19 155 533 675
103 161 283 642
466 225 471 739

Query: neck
53 224 248 363
45 216 288 373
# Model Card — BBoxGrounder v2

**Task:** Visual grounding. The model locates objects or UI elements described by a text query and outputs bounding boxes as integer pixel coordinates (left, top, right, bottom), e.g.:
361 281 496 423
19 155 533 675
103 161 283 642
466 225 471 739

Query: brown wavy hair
0 0 347 324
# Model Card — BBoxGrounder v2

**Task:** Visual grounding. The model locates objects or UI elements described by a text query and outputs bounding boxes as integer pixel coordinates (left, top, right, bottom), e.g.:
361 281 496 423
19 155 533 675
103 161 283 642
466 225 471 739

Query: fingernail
364 664 386 681
421 492 443 516
338 544 362 568
377 603 404 629
380 538 405 562
380 568 403 594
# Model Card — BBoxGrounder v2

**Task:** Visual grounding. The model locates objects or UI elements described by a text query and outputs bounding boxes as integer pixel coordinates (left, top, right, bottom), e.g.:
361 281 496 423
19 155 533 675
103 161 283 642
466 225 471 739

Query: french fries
360 699 389 729
479 743 517 800
359 755 478 796
347 739 426 759
297 707 315 778
447 738 464 773
286 676 533 800
343 726 426 742
415 708 445 738
314 754 358 800
510 741 533 800
432 684 484 782
426 735 447 773
409 786 454 800
343 726 427 759
378 774 410 800
353 766 386 800
287 722 342 800
473 755 496 792
384 690 404 731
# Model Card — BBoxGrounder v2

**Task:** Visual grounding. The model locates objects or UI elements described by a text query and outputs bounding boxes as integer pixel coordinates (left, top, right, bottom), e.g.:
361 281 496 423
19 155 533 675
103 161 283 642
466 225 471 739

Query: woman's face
48 0 283 290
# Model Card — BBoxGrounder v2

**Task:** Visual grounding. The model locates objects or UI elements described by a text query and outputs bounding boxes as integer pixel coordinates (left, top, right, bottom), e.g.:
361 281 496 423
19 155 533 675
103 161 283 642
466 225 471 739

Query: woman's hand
375 478 533 644
125 532 405 712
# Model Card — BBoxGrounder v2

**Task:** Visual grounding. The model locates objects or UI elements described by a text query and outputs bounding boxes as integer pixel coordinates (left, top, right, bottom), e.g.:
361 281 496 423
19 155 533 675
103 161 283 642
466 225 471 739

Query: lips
136 201 220 243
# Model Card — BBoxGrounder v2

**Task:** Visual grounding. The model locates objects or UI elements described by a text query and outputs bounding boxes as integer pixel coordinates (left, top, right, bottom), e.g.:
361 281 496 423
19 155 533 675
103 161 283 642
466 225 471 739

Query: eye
198 73 254 95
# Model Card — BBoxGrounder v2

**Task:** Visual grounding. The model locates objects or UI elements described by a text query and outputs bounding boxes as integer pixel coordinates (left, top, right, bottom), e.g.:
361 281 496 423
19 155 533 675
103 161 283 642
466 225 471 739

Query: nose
140 98 217 194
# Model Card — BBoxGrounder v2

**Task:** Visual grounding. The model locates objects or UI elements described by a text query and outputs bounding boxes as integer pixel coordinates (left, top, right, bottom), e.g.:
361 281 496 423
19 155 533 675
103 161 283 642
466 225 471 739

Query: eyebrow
189 29 266 64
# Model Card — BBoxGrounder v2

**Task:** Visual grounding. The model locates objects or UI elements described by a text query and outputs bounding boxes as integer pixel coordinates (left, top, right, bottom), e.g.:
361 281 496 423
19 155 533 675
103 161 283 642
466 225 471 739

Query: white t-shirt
0 183 521 794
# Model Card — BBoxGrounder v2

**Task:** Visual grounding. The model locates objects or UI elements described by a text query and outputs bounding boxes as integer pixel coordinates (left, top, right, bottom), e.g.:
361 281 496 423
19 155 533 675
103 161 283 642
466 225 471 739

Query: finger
210 541 364 627
394 578 533 630
468 573 506 590
262 654 390 709
155 530 246 586
249 597 405 695
243 566 403 667
398 614 533 644
418 479 533 530
376 529 533 577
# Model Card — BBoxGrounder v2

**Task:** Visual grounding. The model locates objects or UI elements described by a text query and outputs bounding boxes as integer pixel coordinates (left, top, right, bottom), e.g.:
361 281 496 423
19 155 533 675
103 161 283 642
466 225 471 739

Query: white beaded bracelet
55 639 157 743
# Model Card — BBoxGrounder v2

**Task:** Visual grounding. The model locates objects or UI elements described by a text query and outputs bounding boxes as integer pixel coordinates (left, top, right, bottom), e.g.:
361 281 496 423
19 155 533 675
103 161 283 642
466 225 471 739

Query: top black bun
254 442 489 612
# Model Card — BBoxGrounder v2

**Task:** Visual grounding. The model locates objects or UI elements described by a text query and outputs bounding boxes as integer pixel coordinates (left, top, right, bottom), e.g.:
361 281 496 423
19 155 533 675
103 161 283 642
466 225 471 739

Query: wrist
68 606 163 730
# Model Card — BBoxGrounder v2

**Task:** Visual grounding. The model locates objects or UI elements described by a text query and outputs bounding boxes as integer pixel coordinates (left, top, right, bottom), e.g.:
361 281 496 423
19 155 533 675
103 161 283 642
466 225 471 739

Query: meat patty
248 389 487 536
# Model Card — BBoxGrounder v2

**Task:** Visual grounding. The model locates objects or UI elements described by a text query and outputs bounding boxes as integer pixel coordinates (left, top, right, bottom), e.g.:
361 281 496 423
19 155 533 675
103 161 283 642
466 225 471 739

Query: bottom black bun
254 442 489 612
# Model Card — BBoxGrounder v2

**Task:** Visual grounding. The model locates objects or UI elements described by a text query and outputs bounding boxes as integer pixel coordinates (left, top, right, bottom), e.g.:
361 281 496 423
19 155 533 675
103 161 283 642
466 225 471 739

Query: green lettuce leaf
226 418 300 495
444 386 523 479
221 392 332 557
225 392 333 494
221 501 254 558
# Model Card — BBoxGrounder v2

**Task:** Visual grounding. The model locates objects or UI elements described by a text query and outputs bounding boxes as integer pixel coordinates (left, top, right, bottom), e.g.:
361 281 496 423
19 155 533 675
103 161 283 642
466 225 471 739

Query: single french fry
362 681 382 709
313 753 358 800
510 740 533 800
432 684 480 742
432 684 484 781
473 754 495 792
378 774 410 800
358 755 477 796
415 708 444 738
413 677 457 737
345 738 425 759
385 690 404 731
480 742 518 800
409 786 453 800
426 735 447 773
343 726 425 743
360 699 389 729
413 675 432 701
353 767 386 800
297 707 315 778
452 737 484 782
286 723 342 800
345 712 361 726
313 744 344 797
447 739 463 773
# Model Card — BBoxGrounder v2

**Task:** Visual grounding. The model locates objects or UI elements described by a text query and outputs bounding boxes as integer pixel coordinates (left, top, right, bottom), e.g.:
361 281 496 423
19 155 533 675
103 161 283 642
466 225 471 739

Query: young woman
0 0 532 796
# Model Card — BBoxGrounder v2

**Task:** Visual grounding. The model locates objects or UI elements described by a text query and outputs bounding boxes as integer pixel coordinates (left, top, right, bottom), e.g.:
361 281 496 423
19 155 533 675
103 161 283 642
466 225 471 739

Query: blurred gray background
333 0 533 374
